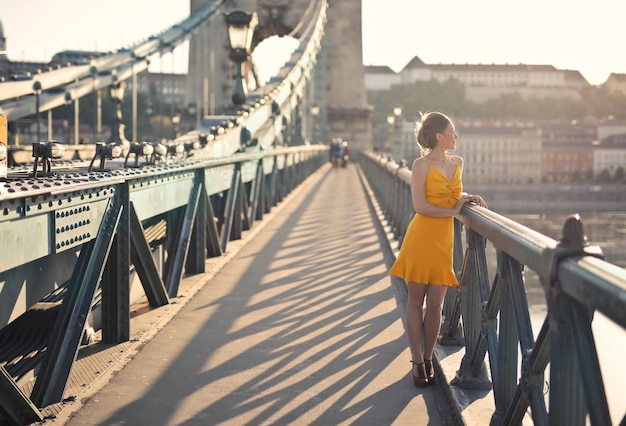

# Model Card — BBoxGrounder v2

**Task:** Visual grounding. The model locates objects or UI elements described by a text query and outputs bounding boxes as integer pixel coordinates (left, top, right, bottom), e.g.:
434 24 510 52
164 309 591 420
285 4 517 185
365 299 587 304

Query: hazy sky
2 0 624 85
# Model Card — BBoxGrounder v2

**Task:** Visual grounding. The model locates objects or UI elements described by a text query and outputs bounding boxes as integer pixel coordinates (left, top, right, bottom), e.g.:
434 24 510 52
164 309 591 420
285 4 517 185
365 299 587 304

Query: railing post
547 214 597 425
102 181 131 343
491 253 520 423
441 219 464 345
383 164 392 228
392 163 405 241
360 155 626 424
451 228 491 389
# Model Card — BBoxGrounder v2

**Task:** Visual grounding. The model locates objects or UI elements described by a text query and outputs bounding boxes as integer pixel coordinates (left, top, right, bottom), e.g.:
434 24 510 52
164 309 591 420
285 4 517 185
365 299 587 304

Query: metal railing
359 152 626 425
0 144 328 425
0 1 331 423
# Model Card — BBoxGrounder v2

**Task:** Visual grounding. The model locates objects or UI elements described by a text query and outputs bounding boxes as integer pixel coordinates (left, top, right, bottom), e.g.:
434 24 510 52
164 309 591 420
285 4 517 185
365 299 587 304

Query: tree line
367 78 626 125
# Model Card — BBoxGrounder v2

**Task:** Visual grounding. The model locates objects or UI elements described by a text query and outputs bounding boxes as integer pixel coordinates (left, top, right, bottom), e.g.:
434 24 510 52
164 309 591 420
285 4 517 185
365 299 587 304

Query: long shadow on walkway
63 164 448 425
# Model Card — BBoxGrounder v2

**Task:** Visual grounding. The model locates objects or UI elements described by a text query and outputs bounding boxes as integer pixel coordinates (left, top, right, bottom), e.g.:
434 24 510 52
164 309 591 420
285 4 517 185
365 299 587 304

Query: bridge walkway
50 161 457 425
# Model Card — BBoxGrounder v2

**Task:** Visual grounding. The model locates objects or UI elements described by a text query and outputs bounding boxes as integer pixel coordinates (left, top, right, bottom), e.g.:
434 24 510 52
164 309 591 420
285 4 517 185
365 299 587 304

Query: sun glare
251 35 300 85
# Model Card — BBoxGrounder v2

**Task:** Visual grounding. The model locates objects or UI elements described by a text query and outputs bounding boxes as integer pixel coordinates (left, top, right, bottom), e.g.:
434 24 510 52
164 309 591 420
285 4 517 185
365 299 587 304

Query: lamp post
391 105 403 160
33 81 42 142
61 91 80 144
386 114 394 153
186 102 197 132
91 66 98 144
145 100 153 140
64 92 72 143
109 80 126 143
73 93 80 145
172 112 181 139
310 104 320 144
224 11 258 105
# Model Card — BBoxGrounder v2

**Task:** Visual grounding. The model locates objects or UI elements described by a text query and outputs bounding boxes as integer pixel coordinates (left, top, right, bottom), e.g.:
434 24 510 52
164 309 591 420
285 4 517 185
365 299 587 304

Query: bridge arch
187 0 371 150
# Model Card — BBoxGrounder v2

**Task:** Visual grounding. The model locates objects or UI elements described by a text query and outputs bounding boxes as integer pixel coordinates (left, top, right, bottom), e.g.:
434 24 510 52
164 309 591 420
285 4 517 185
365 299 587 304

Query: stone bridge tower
186 0 372 151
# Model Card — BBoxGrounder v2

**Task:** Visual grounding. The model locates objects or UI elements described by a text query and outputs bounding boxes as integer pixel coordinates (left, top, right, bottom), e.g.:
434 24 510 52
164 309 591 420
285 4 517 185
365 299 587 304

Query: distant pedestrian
389 111 487 387
341 140 350 167
329 138 344 168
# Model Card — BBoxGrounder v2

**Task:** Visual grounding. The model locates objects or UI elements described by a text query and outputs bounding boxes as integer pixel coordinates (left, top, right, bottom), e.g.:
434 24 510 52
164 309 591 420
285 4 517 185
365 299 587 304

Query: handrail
0 142 328 421
359 151 626 425
0 2 331 420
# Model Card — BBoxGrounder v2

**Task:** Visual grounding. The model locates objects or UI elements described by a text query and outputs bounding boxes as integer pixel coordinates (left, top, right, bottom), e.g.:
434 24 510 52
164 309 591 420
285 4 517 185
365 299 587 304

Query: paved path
56 162 455 425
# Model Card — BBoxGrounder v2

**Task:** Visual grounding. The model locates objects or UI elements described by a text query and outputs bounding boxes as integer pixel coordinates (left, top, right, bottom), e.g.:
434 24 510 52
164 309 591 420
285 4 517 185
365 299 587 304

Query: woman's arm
452 156 488 208
411 157 469 217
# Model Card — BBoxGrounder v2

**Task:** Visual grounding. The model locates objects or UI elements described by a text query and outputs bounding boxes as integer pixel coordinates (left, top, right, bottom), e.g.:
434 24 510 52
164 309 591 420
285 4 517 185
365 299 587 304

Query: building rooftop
363 65 396 74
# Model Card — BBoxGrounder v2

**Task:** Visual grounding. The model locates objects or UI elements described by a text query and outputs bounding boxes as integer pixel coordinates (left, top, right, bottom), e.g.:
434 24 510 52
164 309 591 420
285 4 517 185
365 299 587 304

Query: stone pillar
186 0 228 121
187 0 372 151
324 1 372 152
186 0 259 119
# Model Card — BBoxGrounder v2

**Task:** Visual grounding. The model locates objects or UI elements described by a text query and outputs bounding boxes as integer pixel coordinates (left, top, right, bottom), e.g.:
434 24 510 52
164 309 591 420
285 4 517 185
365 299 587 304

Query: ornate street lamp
224 11 258 105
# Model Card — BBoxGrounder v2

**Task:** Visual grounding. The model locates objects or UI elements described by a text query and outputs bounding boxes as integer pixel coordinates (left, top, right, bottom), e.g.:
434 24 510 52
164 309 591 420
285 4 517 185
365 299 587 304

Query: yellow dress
389 160 462 287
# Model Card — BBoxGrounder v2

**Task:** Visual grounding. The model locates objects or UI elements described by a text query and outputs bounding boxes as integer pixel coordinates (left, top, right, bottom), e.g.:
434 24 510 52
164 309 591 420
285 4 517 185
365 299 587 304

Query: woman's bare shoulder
413 156 429 169
411 157 430 179
449 155 464 167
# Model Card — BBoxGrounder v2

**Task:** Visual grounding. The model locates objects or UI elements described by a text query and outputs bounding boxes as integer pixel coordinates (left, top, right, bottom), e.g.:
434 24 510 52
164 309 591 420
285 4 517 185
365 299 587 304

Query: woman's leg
406 282 427 363
423 285 448 360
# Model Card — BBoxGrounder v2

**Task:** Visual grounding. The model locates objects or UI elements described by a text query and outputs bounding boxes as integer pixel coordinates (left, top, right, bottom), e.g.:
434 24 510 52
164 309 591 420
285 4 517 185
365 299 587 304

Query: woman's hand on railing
467 194 488 208
455 194 488 214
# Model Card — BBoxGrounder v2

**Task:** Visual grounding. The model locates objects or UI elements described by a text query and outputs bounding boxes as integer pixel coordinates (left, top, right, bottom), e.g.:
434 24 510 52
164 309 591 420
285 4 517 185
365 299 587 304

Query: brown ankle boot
411 361 428 387
424 359 435 384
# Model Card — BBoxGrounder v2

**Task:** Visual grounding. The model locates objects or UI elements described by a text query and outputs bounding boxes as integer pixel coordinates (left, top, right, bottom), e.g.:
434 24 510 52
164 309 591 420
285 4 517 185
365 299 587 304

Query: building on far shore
365 55 589 103
364 65 401 91
453 120 542 185
539 119 597 183
593 133 626 180
603 73 626 95
385 116 626 185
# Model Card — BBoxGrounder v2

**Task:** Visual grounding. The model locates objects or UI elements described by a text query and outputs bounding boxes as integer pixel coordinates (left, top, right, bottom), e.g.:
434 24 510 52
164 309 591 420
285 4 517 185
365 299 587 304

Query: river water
508 211 626 268
491 210 625 422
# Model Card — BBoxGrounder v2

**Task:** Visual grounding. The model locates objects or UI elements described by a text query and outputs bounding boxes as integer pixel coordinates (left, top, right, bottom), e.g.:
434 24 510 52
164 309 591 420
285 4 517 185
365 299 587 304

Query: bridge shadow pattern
60 164 454 425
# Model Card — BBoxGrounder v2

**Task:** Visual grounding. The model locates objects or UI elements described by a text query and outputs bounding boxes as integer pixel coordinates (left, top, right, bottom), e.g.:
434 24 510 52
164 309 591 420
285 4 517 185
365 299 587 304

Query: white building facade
364 65 401 91
452 121 543 185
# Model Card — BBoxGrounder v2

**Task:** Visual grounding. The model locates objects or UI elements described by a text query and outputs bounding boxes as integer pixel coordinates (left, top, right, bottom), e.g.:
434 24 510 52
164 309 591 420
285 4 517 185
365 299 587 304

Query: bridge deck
49 161 456 425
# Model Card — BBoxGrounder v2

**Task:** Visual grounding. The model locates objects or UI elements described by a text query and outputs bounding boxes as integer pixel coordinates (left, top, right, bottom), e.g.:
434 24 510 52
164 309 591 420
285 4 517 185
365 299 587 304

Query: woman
389 111 487 387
